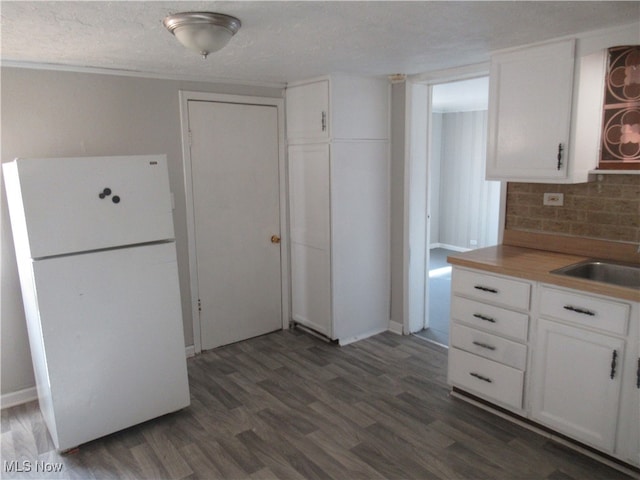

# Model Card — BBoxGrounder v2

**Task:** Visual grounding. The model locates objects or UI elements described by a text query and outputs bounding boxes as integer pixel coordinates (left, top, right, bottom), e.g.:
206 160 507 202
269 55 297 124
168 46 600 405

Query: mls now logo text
4 460 64 473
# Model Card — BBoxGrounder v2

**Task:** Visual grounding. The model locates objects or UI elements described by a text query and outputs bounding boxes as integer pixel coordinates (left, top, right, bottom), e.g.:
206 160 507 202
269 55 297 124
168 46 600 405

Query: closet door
288 144 332 337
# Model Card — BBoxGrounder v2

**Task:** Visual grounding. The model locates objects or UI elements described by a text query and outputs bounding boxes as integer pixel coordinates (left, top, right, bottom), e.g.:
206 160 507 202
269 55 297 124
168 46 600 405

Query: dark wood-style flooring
1 329 634 479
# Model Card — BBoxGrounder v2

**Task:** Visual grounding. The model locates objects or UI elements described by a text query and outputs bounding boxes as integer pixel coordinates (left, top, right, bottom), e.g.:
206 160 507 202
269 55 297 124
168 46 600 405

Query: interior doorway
417 76 501 346
179 92 289 354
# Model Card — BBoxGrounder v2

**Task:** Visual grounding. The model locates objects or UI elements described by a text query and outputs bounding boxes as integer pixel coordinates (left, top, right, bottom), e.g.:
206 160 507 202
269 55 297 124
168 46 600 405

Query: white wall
1 67 283 397
428 113 442 245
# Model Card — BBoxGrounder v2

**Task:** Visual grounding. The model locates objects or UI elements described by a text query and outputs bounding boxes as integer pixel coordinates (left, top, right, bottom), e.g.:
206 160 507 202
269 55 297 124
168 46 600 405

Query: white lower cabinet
531 318 624 452
531 285 638 462
448 267 531 412
449 268 639 468
449 347 525 410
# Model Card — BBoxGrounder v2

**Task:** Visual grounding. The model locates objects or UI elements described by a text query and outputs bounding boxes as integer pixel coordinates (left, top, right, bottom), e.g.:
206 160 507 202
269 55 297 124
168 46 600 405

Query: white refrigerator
3 154 190 451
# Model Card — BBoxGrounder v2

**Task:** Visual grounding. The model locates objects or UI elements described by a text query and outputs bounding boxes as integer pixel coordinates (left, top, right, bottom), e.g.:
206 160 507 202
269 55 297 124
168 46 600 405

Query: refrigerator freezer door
7 155 175 258
31 242 190 450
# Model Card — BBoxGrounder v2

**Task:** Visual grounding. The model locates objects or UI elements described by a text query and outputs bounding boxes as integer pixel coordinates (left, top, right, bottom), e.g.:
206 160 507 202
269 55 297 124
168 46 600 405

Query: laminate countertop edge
447 245 639 302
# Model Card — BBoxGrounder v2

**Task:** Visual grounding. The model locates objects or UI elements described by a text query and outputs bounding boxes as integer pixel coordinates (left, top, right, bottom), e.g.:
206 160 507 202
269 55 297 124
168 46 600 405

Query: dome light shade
163 12 241 59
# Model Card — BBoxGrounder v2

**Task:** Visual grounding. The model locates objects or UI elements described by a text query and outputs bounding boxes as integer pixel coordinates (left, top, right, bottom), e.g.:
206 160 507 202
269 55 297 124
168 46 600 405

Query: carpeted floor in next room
415 247 457 346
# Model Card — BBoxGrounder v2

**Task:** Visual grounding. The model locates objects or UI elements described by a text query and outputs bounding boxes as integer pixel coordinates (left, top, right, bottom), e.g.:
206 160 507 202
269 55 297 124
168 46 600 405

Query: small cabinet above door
286 75 390 143
286 80 329 141
486 39 575 182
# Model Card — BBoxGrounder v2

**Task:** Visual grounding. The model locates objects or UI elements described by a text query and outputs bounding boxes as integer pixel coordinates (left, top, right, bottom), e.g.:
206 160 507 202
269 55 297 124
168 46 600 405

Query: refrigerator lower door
31 242 190 450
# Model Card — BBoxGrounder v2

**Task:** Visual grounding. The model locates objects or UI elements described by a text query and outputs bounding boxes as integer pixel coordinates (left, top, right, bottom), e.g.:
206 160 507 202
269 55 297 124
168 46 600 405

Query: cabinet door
286 80 329 140
531 318 624 452
486 40 575 181
288 144 332 337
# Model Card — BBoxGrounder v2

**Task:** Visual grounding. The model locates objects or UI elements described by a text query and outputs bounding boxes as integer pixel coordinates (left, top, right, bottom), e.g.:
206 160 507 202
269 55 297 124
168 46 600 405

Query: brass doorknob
270 235 281 244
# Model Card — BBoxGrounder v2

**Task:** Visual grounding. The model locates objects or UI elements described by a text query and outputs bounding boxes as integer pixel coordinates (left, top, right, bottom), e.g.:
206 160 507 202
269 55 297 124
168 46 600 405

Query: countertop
447 245 639 302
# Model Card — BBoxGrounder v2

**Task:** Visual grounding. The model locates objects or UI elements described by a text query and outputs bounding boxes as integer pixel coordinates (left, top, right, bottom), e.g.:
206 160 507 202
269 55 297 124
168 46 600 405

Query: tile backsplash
505 175 639 243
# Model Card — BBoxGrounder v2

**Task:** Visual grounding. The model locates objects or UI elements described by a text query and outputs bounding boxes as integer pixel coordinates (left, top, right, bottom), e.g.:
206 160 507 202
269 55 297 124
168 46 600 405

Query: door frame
178 91 289 354
403 64 507 334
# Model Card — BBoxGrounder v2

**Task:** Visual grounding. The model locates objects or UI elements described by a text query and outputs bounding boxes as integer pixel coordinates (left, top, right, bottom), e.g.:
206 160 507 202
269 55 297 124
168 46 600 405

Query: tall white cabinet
286 75 390 344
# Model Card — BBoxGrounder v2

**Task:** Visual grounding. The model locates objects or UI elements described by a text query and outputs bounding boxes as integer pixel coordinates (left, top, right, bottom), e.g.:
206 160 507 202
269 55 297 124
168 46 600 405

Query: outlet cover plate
543 192 564 206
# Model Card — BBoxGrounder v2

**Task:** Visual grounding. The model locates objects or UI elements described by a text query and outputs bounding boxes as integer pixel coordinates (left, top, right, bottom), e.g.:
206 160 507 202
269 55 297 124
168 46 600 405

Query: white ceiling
1 1 638 86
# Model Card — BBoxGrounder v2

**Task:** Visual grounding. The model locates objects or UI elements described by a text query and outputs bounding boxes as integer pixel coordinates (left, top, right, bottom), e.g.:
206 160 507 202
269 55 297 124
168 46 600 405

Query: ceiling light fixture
163 12 241 59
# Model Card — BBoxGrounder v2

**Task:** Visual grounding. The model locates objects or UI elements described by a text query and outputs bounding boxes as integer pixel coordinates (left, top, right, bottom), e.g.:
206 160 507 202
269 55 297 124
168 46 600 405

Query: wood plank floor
1 329 634 479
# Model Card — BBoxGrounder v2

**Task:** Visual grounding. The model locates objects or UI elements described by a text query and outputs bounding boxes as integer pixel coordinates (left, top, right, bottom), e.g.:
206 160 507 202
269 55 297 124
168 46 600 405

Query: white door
288 144 332 337
188 100 282 350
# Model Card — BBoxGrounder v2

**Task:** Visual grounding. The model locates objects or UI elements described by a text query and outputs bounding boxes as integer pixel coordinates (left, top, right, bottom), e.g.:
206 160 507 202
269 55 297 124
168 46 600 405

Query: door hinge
198 298 202 312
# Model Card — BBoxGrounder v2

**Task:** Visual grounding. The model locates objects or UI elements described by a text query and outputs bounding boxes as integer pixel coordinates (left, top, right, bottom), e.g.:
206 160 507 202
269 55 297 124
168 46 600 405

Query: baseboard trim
339 327 389 346
430 243 471 253
388 320 404 335
1 386 37 409
2 346 197 409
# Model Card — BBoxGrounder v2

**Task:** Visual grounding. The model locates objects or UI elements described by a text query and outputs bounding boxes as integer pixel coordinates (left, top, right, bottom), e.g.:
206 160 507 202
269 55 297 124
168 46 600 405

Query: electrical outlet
543 193 564 206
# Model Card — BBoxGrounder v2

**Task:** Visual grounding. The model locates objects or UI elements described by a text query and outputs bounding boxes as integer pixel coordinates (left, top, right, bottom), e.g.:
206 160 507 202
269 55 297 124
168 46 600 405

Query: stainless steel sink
551 260 640 289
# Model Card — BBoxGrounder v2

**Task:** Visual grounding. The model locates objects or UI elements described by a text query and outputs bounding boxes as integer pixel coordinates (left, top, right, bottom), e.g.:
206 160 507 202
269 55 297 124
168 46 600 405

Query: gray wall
1 67 283 396
389 82 406 330
430 110 500 250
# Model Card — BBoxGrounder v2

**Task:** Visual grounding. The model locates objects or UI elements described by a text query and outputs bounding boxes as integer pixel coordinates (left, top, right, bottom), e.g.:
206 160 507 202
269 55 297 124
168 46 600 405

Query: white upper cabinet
486 39 576 182
486 23 640 183
286 80 329 141
286 75 389 142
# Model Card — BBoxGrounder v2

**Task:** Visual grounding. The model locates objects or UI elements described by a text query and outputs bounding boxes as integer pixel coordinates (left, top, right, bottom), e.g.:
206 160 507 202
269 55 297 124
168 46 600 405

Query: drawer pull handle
474 285 498 294
473 313 496 323
472 341 496 351
610 350 618 379
563 305 595 316
469 372 492 383
321 111 327 132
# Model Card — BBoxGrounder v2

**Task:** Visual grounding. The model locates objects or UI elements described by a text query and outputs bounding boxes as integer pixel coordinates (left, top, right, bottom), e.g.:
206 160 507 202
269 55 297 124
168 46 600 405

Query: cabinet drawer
453 268 531 310
451 323 527 370
451 296 529 341
449 348 524 410
539 286 629 336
